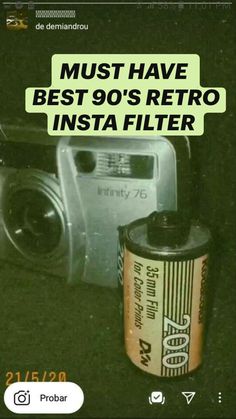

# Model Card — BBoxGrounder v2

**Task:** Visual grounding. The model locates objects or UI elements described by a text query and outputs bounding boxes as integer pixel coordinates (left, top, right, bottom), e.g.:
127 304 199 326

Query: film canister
122 211 211 377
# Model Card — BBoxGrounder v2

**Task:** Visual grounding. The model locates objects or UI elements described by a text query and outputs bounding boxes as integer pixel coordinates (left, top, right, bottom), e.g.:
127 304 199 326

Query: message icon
149 391 165 405
181 392 196 405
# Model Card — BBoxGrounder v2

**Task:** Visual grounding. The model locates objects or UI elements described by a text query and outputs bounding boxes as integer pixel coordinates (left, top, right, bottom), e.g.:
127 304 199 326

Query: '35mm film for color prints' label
122 212 211 377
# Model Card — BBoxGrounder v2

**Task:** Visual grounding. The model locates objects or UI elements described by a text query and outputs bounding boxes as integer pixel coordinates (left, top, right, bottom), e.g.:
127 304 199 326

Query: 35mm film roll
122 211 211 377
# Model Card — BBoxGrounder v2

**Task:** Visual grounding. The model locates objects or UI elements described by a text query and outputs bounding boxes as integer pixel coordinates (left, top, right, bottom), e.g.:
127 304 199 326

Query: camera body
0 124 190 287
0 124 68 280
57 135 191 287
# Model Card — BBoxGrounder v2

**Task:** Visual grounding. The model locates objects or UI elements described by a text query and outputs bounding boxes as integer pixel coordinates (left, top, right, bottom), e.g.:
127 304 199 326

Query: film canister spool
122 211 211 377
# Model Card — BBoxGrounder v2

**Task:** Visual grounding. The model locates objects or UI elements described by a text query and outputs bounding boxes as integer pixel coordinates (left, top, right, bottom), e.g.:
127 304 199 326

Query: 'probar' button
4 382 84 414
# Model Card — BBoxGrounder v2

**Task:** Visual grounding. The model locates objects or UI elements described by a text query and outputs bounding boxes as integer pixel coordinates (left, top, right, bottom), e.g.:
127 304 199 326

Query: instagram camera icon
14 390 30 406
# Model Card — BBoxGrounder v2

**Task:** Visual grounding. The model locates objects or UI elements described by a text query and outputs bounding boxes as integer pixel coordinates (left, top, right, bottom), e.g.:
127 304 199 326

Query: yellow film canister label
124 249 208 377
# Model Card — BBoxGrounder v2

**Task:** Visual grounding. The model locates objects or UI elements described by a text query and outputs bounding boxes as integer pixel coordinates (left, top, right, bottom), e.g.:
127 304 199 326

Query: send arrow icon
181 392 196 404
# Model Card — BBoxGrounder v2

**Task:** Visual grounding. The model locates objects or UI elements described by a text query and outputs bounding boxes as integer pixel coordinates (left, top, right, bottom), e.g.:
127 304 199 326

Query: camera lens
74 151 96 173
4 188 62 255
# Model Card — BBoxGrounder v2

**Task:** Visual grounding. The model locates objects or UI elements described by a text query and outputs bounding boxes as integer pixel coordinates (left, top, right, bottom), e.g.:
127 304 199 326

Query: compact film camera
0 125 190 286
57 135 191 287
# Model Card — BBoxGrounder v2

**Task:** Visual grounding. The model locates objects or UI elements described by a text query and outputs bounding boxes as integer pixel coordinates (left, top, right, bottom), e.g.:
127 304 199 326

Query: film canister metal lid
124 211 211 260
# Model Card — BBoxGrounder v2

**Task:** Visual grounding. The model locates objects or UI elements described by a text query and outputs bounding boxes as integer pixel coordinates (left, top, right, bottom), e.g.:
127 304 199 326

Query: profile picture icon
13 390 30 406
6 10 28 30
